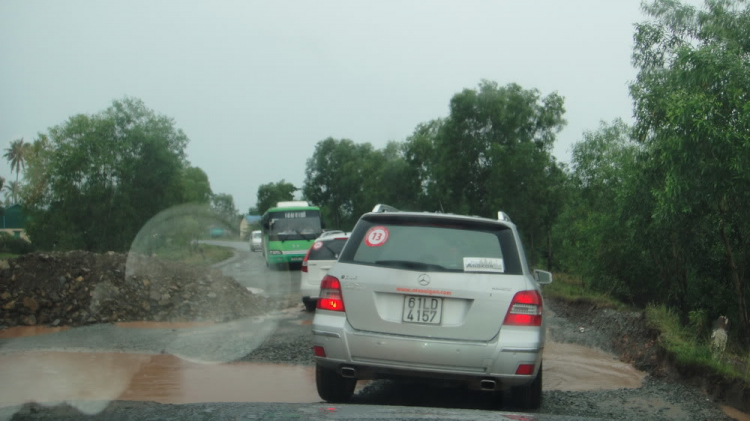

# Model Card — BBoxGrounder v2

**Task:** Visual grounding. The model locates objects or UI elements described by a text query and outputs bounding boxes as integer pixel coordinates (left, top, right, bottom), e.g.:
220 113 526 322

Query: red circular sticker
364 226 389 247
312 241 323 250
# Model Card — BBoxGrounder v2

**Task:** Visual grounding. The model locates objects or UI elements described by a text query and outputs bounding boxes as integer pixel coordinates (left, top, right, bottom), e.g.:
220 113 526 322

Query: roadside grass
543 273 627 310
645 304 750 383
154 244 234 267
0 252 19 260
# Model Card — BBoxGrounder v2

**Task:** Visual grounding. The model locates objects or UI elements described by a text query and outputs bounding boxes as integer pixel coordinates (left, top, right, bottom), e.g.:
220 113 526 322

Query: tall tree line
9 97 238 252
300 0 749 343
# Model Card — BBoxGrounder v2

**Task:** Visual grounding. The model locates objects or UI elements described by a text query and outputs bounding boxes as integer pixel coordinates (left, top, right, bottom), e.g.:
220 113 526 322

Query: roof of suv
362 210 515 228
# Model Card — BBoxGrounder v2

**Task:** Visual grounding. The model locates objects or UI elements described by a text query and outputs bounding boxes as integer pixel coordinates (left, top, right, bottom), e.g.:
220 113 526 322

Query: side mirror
533 269 553 285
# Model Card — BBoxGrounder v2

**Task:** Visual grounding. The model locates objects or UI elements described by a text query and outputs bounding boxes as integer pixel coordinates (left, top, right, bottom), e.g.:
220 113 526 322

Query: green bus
261 201 323 268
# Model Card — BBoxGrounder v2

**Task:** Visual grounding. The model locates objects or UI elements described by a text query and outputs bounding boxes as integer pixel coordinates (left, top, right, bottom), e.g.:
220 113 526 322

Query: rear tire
315 364 356 403
504 363 543 410
303 297 317 312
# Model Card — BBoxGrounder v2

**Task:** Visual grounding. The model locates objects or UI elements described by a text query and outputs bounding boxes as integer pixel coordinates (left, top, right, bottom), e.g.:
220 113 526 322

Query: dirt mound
0 251 263 328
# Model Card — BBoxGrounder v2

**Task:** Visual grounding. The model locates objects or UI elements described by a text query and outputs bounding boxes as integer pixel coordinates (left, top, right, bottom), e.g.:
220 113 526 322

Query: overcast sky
1 0 676 213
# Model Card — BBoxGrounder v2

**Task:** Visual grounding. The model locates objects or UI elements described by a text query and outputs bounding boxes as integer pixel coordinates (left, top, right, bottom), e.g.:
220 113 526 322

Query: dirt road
0 247 743 420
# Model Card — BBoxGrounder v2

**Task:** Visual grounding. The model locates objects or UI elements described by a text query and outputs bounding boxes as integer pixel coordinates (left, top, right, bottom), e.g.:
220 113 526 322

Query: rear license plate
402 295 442 324
290 257 303 262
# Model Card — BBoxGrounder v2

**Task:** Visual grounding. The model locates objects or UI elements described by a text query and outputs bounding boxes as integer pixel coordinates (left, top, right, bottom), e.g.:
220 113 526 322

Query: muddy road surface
0 247 744 420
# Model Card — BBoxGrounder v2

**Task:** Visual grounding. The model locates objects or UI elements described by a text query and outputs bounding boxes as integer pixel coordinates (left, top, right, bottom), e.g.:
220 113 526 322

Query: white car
300 232 350 312
249 230 262 252
311 205 552 408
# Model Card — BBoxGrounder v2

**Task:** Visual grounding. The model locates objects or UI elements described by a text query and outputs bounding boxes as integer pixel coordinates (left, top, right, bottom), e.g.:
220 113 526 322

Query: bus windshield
266 211 322 240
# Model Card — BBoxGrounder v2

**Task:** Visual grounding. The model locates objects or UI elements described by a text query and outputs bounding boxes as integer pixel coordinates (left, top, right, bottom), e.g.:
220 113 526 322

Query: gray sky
1 0 659 213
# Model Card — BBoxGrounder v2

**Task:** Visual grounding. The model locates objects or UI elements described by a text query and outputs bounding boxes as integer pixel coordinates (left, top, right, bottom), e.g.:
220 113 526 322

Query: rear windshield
309 238 348 260
339 216 523 275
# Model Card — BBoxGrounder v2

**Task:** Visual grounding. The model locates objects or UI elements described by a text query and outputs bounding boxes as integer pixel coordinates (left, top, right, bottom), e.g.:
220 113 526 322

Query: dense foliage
299 0 749 344
556 0 749 343
253 180 298 215
18 98 237 252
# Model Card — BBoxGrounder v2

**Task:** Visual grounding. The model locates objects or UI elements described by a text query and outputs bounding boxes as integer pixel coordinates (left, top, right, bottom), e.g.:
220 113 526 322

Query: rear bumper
266 253 306 264
300 286 319 299
300 274 321 298
312 311 544 389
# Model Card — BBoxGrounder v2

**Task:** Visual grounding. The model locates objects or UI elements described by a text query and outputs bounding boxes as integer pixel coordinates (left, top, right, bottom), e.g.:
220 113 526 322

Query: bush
0 232 34 255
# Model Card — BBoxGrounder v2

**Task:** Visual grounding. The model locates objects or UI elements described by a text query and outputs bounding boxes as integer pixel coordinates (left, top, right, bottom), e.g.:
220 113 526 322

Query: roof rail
497 211 511 222
372 204 400 213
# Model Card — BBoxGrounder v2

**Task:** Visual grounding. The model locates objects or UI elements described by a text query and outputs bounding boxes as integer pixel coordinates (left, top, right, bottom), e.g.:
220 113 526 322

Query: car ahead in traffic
250 230 262 252
301 232 350 312
311 205 552 409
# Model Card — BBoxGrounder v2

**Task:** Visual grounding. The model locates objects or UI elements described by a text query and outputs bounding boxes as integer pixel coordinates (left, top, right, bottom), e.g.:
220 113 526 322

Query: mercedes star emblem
417 274 430 286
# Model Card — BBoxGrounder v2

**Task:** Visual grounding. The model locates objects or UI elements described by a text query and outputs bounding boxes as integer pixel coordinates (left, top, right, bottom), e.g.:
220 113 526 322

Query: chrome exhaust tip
340 367 357 378
480 379 497 391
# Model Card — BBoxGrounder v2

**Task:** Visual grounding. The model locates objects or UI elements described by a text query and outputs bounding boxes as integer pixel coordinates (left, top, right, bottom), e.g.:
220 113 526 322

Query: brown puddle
543 341 646 391
0 351 322 408
721 405 750 421
0 322 214 340
0 325 69 339
115 321 215 329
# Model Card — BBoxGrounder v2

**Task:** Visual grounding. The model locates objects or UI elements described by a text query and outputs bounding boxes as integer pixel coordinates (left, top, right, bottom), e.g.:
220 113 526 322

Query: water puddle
0 322 215 340
543 341 646 391
0 351 321 409
115 321 215 329
0 325 69 339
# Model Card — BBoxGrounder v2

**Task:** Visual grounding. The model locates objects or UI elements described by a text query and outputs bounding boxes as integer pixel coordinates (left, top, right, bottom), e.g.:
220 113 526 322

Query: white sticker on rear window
463 257 504 273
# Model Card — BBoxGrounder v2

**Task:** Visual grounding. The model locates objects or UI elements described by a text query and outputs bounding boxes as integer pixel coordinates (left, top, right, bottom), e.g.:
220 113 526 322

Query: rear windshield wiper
374 260 449 271
321 243 339 259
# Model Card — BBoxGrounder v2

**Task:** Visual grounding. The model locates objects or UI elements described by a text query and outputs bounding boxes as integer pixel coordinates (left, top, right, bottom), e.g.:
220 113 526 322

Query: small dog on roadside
710 316 729 361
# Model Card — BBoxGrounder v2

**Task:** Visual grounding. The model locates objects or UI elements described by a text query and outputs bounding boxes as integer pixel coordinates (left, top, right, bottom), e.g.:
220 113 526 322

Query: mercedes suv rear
311 205 552 409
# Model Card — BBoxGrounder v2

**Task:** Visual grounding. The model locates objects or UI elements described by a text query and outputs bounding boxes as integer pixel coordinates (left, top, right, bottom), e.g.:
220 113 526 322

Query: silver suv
311 205 552 409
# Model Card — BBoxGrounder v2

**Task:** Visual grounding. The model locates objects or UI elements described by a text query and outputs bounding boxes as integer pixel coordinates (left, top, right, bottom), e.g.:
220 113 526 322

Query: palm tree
4 138 29 182
4 180 20 204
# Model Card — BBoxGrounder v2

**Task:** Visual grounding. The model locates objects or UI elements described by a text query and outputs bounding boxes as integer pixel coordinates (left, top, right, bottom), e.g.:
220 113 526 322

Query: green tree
303 138 368 230
19 135 52 208
404 81 567 264
256 180 298 215
210 193 238 225
4 180 21 204
631 0 750 339
4 138 30 182
552 120 651 299
181 166 213 204
404 120 443 209
25 97 189 252
303 138 419 230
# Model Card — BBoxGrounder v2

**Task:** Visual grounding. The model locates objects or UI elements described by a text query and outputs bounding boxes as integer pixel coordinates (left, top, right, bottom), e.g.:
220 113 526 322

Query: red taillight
313 346 326 357
515 364 535 375
301 247 312 273
317 275 345 312
503 290 543 326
